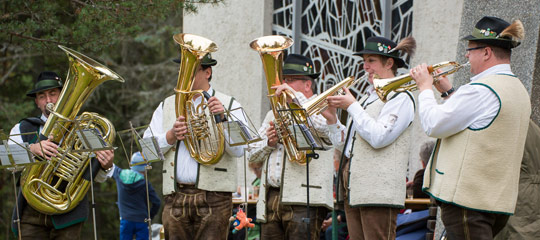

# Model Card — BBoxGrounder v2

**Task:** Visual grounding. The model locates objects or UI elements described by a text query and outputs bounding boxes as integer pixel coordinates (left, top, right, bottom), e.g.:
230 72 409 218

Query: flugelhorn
294 75 364 117
173 33 225 165
374 61 469 102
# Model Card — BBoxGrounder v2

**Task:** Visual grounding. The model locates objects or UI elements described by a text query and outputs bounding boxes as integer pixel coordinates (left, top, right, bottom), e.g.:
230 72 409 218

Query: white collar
366 85 375 95
41 114 48 122
207 86 215 96
470 64 513 82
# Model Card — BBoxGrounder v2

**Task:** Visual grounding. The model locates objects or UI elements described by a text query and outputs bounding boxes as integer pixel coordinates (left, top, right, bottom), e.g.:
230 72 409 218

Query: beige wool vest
161 92 239 195
423 74 531 214
348 92 414 208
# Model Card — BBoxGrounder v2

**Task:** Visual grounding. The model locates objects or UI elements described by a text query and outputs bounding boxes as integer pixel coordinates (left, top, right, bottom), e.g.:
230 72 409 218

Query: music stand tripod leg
11 168 22 240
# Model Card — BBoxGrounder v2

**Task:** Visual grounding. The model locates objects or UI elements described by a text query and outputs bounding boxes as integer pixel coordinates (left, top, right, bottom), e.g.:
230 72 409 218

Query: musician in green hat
322 35 416 239
410 16 529 239
9 71 114 239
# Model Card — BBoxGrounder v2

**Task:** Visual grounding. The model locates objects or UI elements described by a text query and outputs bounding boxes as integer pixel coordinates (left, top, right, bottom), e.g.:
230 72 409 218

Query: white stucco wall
408 0 464 180
183 0 273 128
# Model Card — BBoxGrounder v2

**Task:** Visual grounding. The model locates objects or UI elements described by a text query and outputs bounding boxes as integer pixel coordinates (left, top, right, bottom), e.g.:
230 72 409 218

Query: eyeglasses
466 46 487 53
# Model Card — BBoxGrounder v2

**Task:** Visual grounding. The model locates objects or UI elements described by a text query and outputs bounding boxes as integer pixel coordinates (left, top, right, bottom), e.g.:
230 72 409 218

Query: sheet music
77 129 108 150
138 137 163 163
223 120 252 145
288 124 319 149
0 143 32 166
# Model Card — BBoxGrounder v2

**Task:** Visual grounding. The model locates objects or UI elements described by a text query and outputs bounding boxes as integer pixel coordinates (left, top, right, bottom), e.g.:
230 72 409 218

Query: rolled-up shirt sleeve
247 112 275 163
327 122 346 151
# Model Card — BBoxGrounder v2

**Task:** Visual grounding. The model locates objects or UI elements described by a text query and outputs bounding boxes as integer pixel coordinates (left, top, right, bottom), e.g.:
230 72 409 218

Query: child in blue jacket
108 152 161 240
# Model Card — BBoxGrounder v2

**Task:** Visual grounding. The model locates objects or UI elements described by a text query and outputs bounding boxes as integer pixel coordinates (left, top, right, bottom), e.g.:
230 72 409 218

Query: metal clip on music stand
117 122 165 240
276 106 328 240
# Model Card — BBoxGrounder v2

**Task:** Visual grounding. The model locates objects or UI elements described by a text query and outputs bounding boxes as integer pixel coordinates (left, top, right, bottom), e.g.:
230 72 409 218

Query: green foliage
0 0 223 239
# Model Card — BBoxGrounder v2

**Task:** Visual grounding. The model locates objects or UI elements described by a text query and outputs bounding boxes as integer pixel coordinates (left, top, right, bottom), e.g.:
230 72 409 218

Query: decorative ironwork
273 0 413 98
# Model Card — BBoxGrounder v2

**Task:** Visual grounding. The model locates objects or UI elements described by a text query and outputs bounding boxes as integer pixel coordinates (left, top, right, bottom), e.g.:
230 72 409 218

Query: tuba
173 33 225 165
20 45 124 214
251 35 317 164
374 61 469 102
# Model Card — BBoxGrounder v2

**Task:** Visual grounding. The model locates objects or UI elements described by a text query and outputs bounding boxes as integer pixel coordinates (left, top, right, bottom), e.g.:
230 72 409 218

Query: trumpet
373 61 469 102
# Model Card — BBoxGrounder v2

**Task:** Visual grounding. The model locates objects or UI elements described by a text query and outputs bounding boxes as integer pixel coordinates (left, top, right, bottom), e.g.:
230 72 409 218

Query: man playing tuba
248 54 334 240
144 53 248 239
9 71 114 239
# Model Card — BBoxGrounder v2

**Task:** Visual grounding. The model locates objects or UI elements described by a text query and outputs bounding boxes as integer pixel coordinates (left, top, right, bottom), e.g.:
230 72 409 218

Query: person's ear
205 67 212 79
385 58 394 69
305 79 312 93
483 47 492 61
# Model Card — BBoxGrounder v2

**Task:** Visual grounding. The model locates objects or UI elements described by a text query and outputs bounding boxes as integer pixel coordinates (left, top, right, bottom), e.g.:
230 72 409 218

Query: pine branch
5 31 67 45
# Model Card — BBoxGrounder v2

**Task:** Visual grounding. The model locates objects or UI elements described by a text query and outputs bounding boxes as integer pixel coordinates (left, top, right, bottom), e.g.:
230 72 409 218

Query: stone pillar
409 0 464 181
411 1 465 239
183 0 273 190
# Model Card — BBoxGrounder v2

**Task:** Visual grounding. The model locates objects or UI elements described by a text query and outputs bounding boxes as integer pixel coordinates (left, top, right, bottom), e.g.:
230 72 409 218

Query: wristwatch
440 87 455 98
103 166 113 173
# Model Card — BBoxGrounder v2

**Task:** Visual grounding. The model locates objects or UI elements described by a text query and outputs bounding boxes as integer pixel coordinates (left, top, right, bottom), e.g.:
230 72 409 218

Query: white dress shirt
143 86 245 184
327 86 415 157
418 64 511 138
248 91 330 188
9 114 47 144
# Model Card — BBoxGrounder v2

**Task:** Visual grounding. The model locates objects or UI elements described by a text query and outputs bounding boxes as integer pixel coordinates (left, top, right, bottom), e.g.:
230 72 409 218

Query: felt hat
353 36 406 68
173 53 217 66
26 71 63 97
462 16 523 49
282 54 320 79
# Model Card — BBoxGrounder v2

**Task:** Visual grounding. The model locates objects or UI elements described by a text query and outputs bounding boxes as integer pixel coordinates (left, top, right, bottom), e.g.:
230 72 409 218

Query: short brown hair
489 45 511 60
379 55 399 75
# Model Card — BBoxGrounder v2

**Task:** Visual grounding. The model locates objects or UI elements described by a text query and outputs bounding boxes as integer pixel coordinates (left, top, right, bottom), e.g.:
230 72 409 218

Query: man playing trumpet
410 16 530 239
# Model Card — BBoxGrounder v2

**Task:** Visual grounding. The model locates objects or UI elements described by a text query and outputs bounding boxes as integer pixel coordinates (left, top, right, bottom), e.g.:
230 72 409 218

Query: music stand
117 122 164 240
217 106 263 234
70 120 117 240
219 106 262 147
275 107 328 240
0 130 45 240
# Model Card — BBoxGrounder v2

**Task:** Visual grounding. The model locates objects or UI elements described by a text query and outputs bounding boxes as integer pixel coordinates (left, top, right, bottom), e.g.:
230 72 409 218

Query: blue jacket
111 165 161 222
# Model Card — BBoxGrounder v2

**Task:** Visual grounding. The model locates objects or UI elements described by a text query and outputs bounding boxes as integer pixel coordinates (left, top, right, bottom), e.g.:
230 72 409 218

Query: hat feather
391 37 416 56
499 20 524 41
